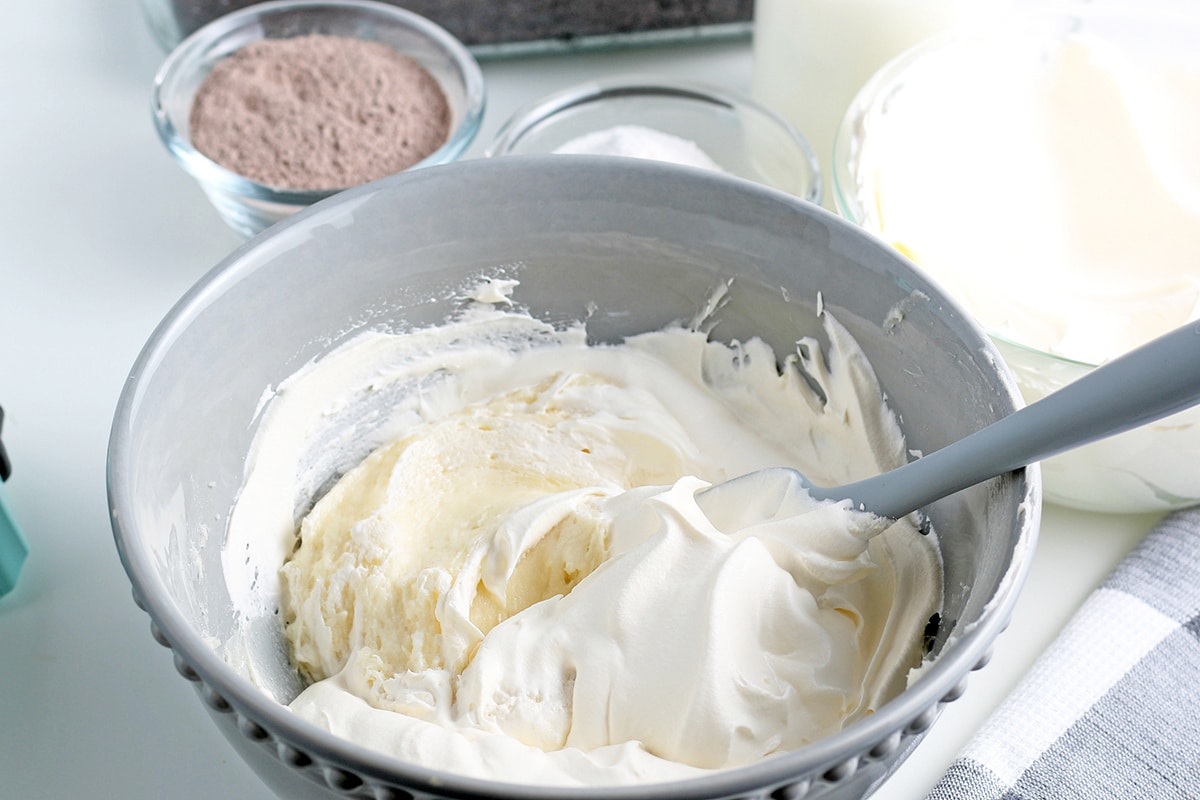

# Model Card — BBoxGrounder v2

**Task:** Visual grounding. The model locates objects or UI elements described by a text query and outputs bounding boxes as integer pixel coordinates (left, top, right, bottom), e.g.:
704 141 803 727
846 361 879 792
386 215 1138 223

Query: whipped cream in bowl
834 5 1200 512
108 156 1037 800
228 283 942 785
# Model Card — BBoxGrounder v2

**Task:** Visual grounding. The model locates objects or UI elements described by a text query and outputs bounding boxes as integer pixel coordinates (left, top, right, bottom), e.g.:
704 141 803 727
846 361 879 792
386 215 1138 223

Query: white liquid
750 0 1000 208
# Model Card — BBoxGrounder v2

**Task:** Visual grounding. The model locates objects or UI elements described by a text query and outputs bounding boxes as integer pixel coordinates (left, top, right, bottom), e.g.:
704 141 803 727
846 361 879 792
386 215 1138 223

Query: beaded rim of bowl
129 576 1018 799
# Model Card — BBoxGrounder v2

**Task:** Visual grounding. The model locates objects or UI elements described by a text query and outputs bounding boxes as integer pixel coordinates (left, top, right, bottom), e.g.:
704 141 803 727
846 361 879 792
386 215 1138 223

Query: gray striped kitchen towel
927 508 1200 800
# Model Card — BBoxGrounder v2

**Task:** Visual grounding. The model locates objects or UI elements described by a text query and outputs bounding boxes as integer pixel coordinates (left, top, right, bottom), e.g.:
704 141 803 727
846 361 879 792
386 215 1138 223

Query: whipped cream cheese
224 281 942 785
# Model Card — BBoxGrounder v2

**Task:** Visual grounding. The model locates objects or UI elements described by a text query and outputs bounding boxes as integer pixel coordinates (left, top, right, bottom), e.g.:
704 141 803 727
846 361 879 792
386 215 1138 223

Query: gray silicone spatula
699 321 1200 520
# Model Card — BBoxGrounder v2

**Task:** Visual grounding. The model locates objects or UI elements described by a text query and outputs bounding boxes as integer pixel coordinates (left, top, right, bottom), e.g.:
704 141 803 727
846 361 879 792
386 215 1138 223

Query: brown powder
189 34 452 191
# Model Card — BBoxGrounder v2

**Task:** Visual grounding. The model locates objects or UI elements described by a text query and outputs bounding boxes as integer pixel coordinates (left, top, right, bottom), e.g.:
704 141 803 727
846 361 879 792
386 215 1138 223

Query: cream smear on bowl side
222 279 942 786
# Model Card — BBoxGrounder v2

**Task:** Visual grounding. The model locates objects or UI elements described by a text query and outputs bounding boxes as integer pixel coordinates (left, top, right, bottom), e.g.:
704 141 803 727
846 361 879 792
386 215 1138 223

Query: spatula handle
833 321 1200 518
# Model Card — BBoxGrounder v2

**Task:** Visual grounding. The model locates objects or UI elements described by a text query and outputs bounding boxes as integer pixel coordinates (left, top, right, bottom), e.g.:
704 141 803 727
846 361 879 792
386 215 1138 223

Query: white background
0 3 1166 798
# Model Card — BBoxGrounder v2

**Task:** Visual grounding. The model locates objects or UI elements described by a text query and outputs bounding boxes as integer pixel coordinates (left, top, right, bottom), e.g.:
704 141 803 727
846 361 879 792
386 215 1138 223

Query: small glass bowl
487 77 822 203
152 0 485 237
833 7 1200 514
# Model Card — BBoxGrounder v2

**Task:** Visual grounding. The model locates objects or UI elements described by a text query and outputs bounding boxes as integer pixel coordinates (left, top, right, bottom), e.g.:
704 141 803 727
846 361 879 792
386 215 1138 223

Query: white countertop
0 3 1166 798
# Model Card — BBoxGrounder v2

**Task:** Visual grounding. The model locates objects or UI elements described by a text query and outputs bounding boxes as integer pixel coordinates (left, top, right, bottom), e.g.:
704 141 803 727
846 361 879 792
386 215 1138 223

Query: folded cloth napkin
928 508 1200 800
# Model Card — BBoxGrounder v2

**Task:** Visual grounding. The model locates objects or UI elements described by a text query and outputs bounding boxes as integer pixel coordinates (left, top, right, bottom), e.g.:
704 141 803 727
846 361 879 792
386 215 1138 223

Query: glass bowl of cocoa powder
152 0 485 237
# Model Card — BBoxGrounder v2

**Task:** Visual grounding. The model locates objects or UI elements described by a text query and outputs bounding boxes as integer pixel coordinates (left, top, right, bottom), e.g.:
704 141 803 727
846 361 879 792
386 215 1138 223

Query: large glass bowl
833 6 1200 513
151 0 485 237
108 156 1036 800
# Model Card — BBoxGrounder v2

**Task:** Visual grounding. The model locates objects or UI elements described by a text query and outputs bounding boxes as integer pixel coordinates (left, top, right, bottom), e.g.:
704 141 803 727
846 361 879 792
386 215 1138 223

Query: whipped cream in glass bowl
834 4 1200 513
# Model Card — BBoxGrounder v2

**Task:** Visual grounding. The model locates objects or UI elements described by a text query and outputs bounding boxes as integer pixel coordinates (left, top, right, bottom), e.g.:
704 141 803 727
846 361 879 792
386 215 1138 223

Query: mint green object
0 405 26 598
0 492 25 597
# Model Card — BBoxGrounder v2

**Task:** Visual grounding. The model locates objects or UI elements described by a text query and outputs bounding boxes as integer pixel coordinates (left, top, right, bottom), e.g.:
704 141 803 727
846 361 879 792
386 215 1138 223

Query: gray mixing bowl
108 156 1038 800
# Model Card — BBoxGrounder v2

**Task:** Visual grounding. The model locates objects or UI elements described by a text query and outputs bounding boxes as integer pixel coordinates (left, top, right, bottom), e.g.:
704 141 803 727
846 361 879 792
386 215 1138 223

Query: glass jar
750 0 1005 208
